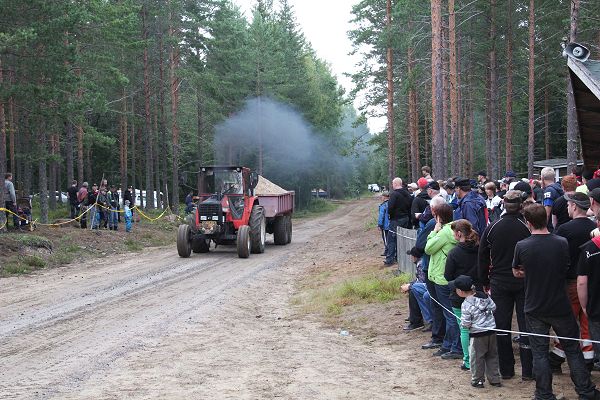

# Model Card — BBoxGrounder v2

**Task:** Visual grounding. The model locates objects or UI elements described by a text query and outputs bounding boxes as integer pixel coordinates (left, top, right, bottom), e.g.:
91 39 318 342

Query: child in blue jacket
378 192 390 257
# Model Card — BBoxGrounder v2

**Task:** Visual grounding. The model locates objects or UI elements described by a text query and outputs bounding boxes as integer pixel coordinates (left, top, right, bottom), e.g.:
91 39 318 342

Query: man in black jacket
67 180 79 219
385 177 413 266
478 190 533 380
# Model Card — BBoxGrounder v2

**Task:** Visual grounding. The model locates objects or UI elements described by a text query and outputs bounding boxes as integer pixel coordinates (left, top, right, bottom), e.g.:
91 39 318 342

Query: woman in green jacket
425 203 460 359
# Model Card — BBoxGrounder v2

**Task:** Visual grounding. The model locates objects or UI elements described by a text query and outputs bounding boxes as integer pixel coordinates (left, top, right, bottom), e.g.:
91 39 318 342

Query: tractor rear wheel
177 224 192 258
273 216 286 245
236 225 251 258
285 215 292 244
192 237 210 253
249 205 266 254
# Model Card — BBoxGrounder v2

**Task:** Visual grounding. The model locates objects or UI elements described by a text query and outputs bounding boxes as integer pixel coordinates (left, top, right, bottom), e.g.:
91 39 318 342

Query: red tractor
177 166 294 258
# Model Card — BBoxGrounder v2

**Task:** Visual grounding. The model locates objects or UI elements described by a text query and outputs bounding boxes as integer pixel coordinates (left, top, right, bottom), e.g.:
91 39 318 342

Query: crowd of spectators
377 166 600 398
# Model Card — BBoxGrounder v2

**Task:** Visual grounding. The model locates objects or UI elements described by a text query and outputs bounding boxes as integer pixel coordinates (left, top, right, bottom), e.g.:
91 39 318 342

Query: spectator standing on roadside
451 275 502 389
88 184 99 230
425 203 461 360
377 192 390 257
514 204 599 400
67 180 79 219
577 170 594 195
552 175 577 230
107 185 119 231
124 200 133 232
411 182 430 228
421 166 432 180
541 167 563 232
550 192 596 371
4 173 18 229
78 182 89 229
417 196 448 351
484 182 502 223
445 219 480 371
455 178 487 236
478 190 533 380
385 178 413 266
402 247 431 331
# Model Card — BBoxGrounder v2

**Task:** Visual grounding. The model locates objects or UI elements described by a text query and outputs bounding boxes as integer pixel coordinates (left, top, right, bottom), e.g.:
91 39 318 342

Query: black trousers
425 273 446 343
408 289 423 325
490 280 533 378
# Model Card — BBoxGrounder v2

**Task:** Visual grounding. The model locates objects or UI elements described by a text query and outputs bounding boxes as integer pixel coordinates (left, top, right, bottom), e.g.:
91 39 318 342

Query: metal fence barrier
396 226 417 278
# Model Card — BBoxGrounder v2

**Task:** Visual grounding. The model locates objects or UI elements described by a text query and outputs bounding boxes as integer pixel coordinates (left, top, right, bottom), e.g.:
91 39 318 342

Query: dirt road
0 199 579 399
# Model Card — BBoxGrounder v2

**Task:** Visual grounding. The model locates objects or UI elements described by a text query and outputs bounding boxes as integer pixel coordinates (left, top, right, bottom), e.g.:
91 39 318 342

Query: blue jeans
385 220 398 264
526 313 599 400
411 282 432 323
425 274 446 343
109 209 118 229
435 283 461 353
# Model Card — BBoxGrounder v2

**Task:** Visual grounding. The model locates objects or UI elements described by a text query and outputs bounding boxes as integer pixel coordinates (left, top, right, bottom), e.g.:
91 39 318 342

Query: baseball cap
505 170 517 178
587 179 600 191
417 177 428 189
589 188 600 203
476 170 487 177
408 183 418 190
448 275 474 292
564 192 591 210
426 181 440 191
513 181 532 196
454 177 470 189
406 246 424 258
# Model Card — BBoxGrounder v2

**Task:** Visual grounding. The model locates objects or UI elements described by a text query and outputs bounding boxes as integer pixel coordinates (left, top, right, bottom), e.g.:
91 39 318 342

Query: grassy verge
294 272 410 316
294 198 339 219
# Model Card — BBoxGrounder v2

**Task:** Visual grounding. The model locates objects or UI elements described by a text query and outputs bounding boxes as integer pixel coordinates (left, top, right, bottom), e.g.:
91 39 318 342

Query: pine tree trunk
48 134 57 210
489 0 499 180
442 26 449 177
130 96 136 204
430 0 444 178
138 126 144 209
120 90 128 195
505 0 514 172
527 0 535 178
197 90 205 192
408 43 420 183
169 4 180 213
545 84 550 159
159 31 168 209
23 116 32 196
448 0 459 177
386 0 395 182
85 145 92 184
0 58 6 227
65 122 74 186
142 4 154 209
153 101 162 208
566 0 580 171
485 67 492 178
39 125 48 224
8 68 15 175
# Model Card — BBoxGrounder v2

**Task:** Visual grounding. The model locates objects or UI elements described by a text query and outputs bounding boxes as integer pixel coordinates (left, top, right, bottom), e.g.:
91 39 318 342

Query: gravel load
255 176 288 195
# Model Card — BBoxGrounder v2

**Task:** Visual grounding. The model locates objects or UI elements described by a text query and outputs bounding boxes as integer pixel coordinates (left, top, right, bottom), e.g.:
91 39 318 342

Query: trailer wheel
249 205 266 254
286 216 292 244
237 225 251 258
273 216 286 245
192 237 210 253
177 224 192 258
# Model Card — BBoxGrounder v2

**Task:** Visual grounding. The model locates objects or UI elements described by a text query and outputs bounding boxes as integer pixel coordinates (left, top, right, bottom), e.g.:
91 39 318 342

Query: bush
12 234 53 250
124 238 143 251
22 255 47 268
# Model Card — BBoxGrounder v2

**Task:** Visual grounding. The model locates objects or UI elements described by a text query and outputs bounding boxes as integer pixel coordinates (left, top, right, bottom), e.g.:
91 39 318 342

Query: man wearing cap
549 192 597 371
478 190 533 380
514 204 599 400
402 246 432 331
541 167 564 232
385 178 413 266
514 181 535 204
552 175 577 231
477 170 490 195
455 177 487 236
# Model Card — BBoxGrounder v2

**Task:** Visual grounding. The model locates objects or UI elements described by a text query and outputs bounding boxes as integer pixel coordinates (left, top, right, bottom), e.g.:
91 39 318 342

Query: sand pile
255 176 288 195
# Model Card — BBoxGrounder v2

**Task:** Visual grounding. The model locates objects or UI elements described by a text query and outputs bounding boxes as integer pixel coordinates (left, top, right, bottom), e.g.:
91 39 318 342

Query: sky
231 0 386 133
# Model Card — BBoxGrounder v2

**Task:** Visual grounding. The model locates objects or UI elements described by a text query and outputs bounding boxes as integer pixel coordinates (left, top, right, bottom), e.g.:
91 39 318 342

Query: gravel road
1 200 414 399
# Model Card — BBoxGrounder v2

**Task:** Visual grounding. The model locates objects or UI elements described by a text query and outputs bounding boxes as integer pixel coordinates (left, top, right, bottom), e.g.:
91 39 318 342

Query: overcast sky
231 0 386 133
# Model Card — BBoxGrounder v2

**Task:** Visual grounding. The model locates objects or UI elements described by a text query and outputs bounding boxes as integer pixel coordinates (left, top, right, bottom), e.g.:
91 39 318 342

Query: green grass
124 238 143 251
298 273 411 316
11 234 53 250
364 208 379 230
294 198 339 219
22 255 47 268
3 261 29 275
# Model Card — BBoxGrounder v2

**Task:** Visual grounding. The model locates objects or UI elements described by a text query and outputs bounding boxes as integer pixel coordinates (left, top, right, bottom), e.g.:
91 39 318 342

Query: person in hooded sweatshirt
445 219 480 371
454 178 488 236
450 275 502 389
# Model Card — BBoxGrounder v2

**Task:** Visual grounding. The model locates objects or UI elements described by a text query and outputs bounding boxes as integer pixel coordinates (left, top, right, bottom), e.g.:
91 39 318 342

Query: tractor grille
199 203 221 217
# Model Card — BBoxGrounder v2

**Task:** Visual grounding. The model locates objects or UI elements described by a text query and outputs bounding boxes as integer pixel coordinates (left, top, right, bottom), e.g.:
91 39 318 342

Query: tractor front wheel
177 224 192 258
237 225 251 258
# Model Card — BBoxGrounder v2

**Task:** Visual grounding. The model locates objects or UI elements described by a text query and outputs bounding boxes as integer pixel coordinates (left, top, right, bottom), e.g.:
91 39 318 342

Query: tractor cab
197 166 257 221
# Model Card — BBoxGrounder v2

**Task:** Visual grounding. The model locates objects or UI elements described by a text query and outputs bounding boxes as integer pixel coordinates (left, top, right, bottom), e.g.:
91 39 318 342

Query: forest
350 0 600 183
1 0 600 224
0 0 370 223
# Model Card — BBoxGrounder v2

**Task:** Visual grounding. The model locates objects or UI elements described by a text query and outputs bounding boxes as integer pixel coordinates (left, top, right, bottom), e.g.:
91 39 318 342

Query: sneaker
471 380 484 388
432 348 450 357
422 341 443 350
403 323 425 331
490 382 502 387
460 363 470 371
441 351 463 360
